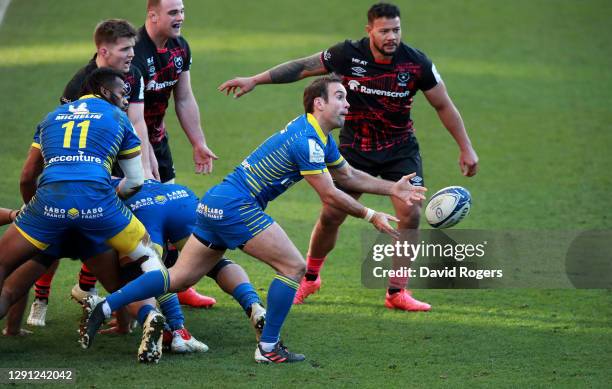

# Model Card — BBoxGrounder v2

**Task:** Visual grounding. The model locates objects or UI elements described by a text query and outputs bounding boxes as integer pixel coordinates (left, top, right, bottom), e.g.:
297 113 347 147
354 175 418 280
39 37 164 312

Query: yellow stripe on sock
275 274 299 290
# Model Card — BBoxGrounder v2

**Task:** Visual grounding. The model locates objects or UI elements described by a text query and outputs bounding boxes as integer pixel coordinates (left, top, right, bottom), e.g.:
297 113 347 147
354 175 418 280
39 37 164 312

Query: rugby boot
177 287 216 308
27 299 48 327
71 283 98 305
292 275 321 304
248 302 266 341
138 310 165 363
79 295 107 349
255 342 305 364
384 289 431 311
171 327 209 353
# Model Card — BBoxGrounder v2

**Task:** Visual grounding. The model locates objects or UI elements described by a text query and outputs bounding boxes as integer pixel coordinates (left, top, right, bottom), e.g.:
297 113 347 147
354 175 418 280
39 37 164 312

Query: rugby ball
425 186 471 228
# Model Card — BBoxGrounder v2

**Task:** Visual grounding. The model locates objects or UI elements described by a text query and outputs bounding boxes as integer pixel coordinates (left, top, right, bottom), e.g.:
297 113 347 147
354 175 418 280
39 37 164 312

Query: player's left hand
193 144 219 174
391 173 427 206
459 147 479 177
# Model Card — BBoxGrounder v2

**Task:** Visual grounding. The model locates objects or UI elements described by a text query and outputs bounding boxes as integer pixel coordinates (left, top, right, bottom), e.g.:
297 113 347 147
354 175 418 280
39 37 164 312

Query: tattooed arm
218 53 328 98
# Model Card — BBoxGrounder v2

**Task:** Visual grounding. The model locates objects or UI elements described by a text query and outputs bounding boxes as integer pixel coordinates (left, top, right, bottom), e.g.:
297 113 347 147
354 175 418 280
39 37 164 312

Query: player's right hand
217 77 256 98
391 173 427 206
371 212 400 239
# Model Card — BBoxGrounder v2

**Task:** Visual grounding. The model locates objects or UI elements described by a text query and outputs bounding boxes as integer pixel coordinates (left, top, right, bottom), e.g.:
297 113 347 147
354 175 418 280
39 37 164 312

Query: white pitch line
0 0 11 27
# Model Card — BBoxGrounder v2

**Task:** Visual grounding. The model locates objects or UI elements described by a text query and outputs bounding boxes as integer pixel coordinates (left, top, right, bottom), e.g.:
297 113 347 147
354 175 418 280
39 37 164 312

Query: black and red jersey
60 55 144 105
322 38 440 151
132 26 191 144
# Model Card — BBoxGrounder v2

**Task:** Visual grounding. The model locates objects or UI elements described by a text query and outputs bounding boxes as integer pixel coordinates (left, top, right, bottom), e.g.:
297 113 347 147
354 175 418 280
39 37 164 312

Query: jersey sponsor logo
80 207 104 219
308 139 325 163
55 103 103 120
351 66 367 77
197 204 224 220
47 151 103 166
146 79 179 91
351 57 368 66
67 208 79 220
347 80 410 98
129 197 155 211
44 206 66 219
323 50 331 61
154 195 167 205
166 190 189 200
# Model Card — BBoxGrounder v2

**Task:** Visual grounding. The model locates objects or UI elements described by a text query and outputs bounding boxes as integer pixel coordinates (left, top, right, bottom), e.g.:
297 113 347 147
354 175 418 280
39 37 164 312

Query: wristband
364 208 375 222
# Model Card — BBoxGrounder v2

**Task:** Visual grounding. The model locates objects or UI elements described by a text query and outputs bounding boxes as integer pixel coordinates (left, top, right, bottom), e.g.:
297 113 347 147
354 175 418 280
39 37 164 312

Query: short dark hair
93 19 137 47
303 74 344 114
80 67 125 98
367 2 401 24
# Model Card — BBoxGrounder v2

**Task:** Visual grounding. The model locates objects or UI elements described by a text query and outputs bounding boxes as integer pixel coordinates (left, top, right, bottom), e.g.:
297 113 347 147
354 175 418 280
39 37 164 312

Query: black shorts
153 136 176 183
339 135 424 186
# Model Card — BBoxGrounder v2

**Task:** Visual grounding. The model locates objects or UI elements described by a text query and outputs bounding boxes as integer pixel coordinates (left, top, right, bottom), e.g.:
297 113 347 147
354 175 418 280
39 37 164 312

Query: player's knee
283 258 306 280
319 207 347 230
399 203 421 229
206 258 233 280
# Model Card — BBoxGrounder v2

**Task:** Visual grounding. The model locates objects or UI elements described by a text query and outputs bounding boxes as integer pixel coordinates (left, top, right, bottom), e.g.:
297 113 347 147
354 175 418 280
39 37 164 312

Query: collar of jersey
306 113 328 146
78 94 102 100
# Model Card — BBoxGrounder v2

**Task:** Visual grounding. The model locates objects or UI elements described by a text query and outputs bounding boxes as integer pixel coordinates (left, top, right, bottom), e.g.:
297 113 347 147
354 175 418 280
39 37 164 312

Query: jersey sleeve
32 124 42 149
118 112 142 156
182 38 192 72
290 136 329 176
321 41 349 74
416 51 441 92
325 136 346 169
126 67 145 104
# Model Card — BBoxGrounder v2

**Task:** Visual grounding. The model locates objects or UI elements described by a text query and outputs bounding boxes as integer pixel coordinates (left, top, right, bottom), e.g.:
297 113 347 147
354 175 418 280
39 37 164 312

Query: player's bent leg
385 197 430 312
0 225 45 293
0 259 48 320
168 235 226 292
297 194 362 305
242 223 306 363
208 259 265 340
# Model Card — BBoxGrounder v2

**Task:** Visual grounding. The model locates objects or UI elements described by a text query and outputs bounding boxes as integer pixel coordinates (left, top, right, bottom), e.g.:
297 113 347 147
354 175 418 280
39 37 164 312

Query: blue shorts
193 183 274 250
127 187 199 246
15 182 143 258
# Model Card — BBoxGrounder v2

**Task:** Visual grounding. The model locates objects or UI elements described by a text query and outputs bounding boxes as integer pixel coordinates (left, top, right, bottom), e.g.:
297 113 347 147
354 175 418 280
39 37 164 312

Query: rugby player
0 68 170 362
218 2 479 311
80 75 426 364
132 0 217 183
26 19 214 327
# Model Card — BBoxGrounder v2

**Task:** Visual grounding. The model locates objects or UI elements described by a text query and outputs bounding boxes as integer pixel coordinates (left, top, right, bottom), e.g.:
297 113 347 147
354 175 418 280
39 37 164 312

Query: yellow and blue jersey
224 113 346 209
193 114 346 250
33 95 141 187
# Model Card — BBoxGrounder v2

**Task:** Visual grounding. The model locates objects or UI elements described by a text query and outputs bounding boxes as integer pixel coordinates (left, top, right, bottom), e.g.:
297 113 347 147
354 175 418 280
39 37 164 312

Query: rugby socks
105 269 170 312
259 274 299 350
137 304 155 326
304 256 326 281
232 282 261 316
157 293 184 331
34 268 56 302
78 264 97 292
387 288 402 295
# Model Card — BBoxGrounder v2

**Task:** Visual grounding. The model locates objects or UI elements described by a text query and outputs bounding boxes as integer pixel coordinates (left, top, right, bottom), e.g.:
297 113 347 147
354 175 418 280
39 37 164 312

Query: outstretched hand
391 173 427 206
218 77 257 98
194 144 219 174
371 212 400 239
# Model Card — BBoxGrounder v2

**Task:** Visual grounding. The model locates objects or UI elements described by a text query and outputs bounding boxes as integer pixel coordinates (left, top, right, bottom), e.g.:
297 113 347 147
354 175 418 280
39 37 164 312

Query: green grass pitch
0 0 610 387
